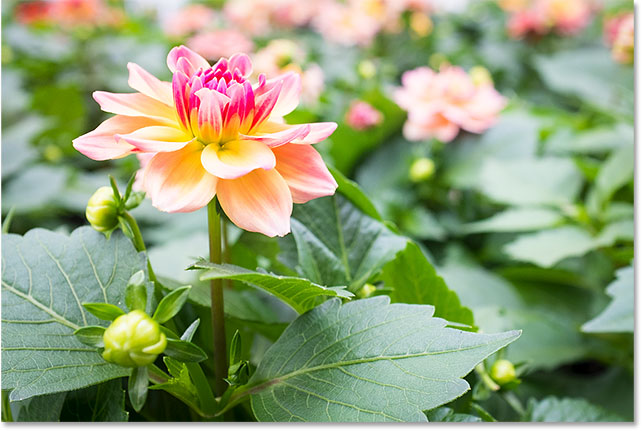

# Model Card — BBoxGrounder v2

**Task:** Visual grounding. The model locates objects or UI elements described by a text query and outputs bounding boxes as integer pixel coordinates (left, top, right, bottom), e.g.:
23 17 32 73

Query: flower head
394 65 506 142
345 100 383 130
605 13 634 65
73 46 338 237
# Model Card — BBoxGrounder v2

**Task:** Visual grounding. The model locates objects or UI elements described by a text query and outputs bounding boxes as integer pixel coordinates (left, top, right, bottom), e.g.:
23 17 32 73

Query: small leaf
180 319 200 342
164 338 207 363
125 270 147 311
74 326 106 348
229 330 242 366
108 175 123 207
82 303 125 321
152 286 191 324
582 265 633 333
128 366 149 413
122 173 136 203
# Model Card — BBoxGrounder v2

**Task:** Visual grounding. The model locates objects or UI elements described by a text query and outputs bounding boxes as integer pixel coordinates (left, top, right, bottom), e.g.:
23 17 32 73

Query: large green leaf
286 194 408 290
2 227 149 401
246 297 520 422
582 266 633 333
381 242 474 327
191 262 352 314
459 207 564 235
525 396 625 422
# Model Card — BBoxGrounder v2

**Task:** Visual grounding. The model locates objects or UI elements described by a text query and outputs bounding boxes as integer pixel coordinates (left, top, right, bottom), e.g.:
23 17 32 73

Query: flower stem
122 211 158 292
207 199 228 397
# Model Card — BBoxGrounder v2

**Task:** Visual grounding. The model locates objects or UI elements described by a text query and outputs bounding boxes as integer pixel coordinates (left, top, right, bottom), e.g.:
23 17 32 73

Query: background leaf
247 296 520 422
524 396 625 422
582 265 633 333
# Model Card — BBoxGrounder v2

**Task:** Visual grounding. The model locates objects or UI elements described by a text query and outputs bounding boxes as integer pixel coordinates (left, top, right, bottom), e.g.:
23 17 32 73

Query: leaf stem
122 211 158 290
502 391 526 418
208 199 228 397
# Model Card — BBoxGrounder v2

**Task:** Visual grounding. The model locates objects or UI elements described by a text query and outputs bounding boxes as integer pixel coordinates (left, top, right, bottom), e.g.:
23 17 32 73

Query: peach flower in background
345 101 383 130
15 0 123 30
605 13 634 64
394 65 506 142
224 0 322 36
187 30 254 62
252 40 325 107
502 0 594 38
313 0 384 46
163 4 215 38
73 46 338 237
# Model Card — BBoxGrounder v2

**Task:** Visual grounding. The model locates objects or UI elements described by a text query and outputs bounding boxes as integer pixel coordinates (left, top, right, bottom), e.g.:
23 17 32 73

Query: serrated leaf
382 242 474 327
286 194 407 290
164 339 207 363
247 297 520 422
193 262 352 314
525 396 625 422
152 286 191 324
582 266 633 333
328 166 383 221
2 227 149 401
82 303 125 321
74 326 106 348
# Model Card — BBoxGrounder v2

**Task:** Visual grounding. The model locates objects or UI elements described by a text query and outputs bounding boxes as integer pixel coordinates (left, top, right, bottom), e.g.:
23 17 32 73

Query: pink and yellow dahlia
73 46 338 237
345 100 383 131
605 13 634 65
394 65 506 142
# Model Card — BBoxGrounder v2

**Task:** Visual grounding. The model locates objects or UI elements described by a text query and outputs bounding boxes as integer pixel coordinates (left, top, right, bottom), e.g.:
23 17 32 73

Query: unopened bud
102 310 167 367
409 157 436 183
490 359 517 385
470 66 493 87
358 60 376 80
356 283 377 299
86 186 120 233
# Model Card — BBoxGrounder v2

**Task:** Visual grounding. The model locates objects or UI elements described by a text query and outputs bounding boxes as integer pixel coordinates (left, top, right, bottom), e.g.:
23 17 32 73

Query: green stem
208 199 228 397
2 390 13 422
475 363 500 392
503 391 526 418
122 211 158 290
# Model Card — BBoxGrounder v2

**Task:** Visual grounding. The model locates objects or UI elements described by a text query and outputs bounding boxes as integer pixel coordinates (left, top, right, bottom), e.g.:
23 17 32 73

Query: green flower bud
102 310 167 367
358 60 376 79
86 186 120 233
490 359 516 385
356 283 377 299
409 157 436 183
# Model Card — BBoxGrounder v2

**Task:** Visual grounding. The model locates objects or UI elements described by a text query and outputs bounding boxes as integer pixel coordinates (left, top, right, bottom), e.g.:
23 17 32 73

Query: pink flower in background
313 0 383 46
163 4 215 38
73 46 337 237
394 65 506 142
252 40 325 107
224 0 321 36
187 30 254 61
502 0 594 38
541 0 593 35
606 13 634 64
345 101 383 130
16 0 123 30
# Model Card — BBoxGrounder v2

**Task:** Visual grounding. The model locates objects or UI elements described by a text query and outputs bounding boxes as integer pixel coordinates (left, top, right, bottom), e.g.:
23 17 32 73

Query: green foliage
525 397 625 422
246 297 520 422
582 265 634 333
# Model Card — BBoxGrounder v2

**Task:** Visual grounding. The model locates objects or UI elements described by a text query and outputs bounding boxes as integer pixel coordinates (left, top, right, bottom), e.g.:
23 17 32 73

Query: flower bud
86 186 120 233
356 283 377 299
102 310 167 367
358 60 376 79
490 359 517 385
470 66 493 87
409 157 436 183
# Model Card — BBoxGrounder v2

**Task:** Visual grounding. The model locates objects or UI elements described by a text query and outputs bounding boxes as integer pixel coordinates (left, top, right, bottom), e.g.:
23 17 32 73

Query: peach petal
117 126 195 152
142 142 217 213
273 143 337 203
127 63 173 106
242 123 310 148
201 139 276 180
217 168 292 237
269 72 301 117
93 91 177 125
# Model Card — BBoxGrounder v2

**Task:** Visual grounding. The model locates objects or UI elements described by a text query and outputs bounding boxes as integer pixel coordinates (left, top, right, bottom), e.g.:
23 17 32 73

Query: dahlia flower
73 46 338 237
605 13 634 65
187 30 254 61
503 0 593 38
393 65 506 142
345 101 383 130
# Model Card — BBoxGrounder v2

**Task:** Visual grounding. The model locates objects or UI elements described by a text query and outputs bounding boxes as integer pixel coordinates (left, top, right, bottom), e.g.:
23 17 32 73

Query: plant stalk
208 199 228 397
122 211 158 287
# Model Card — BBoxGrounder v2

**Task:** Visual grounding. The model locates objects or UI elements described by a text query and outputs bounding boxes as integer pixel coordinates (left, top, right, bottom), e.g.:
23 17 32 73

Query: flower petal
93 91 177 125
195 88 230 143
167 45 210 75
117 126 195 152
273 143 337 203
217 168 292 237
142 142 217 213
127 63 173 106
270 72 301 117
228 53 252 77
242 123 311 148
72 115 162 160
201 139 276 179
294 122 337 144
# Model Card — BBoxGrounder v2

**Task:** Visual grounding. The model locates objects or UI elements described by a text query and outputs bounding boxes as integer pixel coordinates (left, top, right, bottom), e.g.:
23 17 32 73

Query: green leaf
125 270 147 311
503 226 597 267
60 379 128 422
180 319 200 342
82 303 125 321
149 358 198 410
425 407 482 422
164 338 207 363
128 367 148 413
12 392 66 421
246 297 520 422
525 397 625 422
287 194 407 290
381 242 474 327
594 143 634 208
193 262 352 314
460 207 564 234
478 157 582 207
152 286 191 324
74 326 106 348
328 166 383 221
2 227 148 401
582 266 633 333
